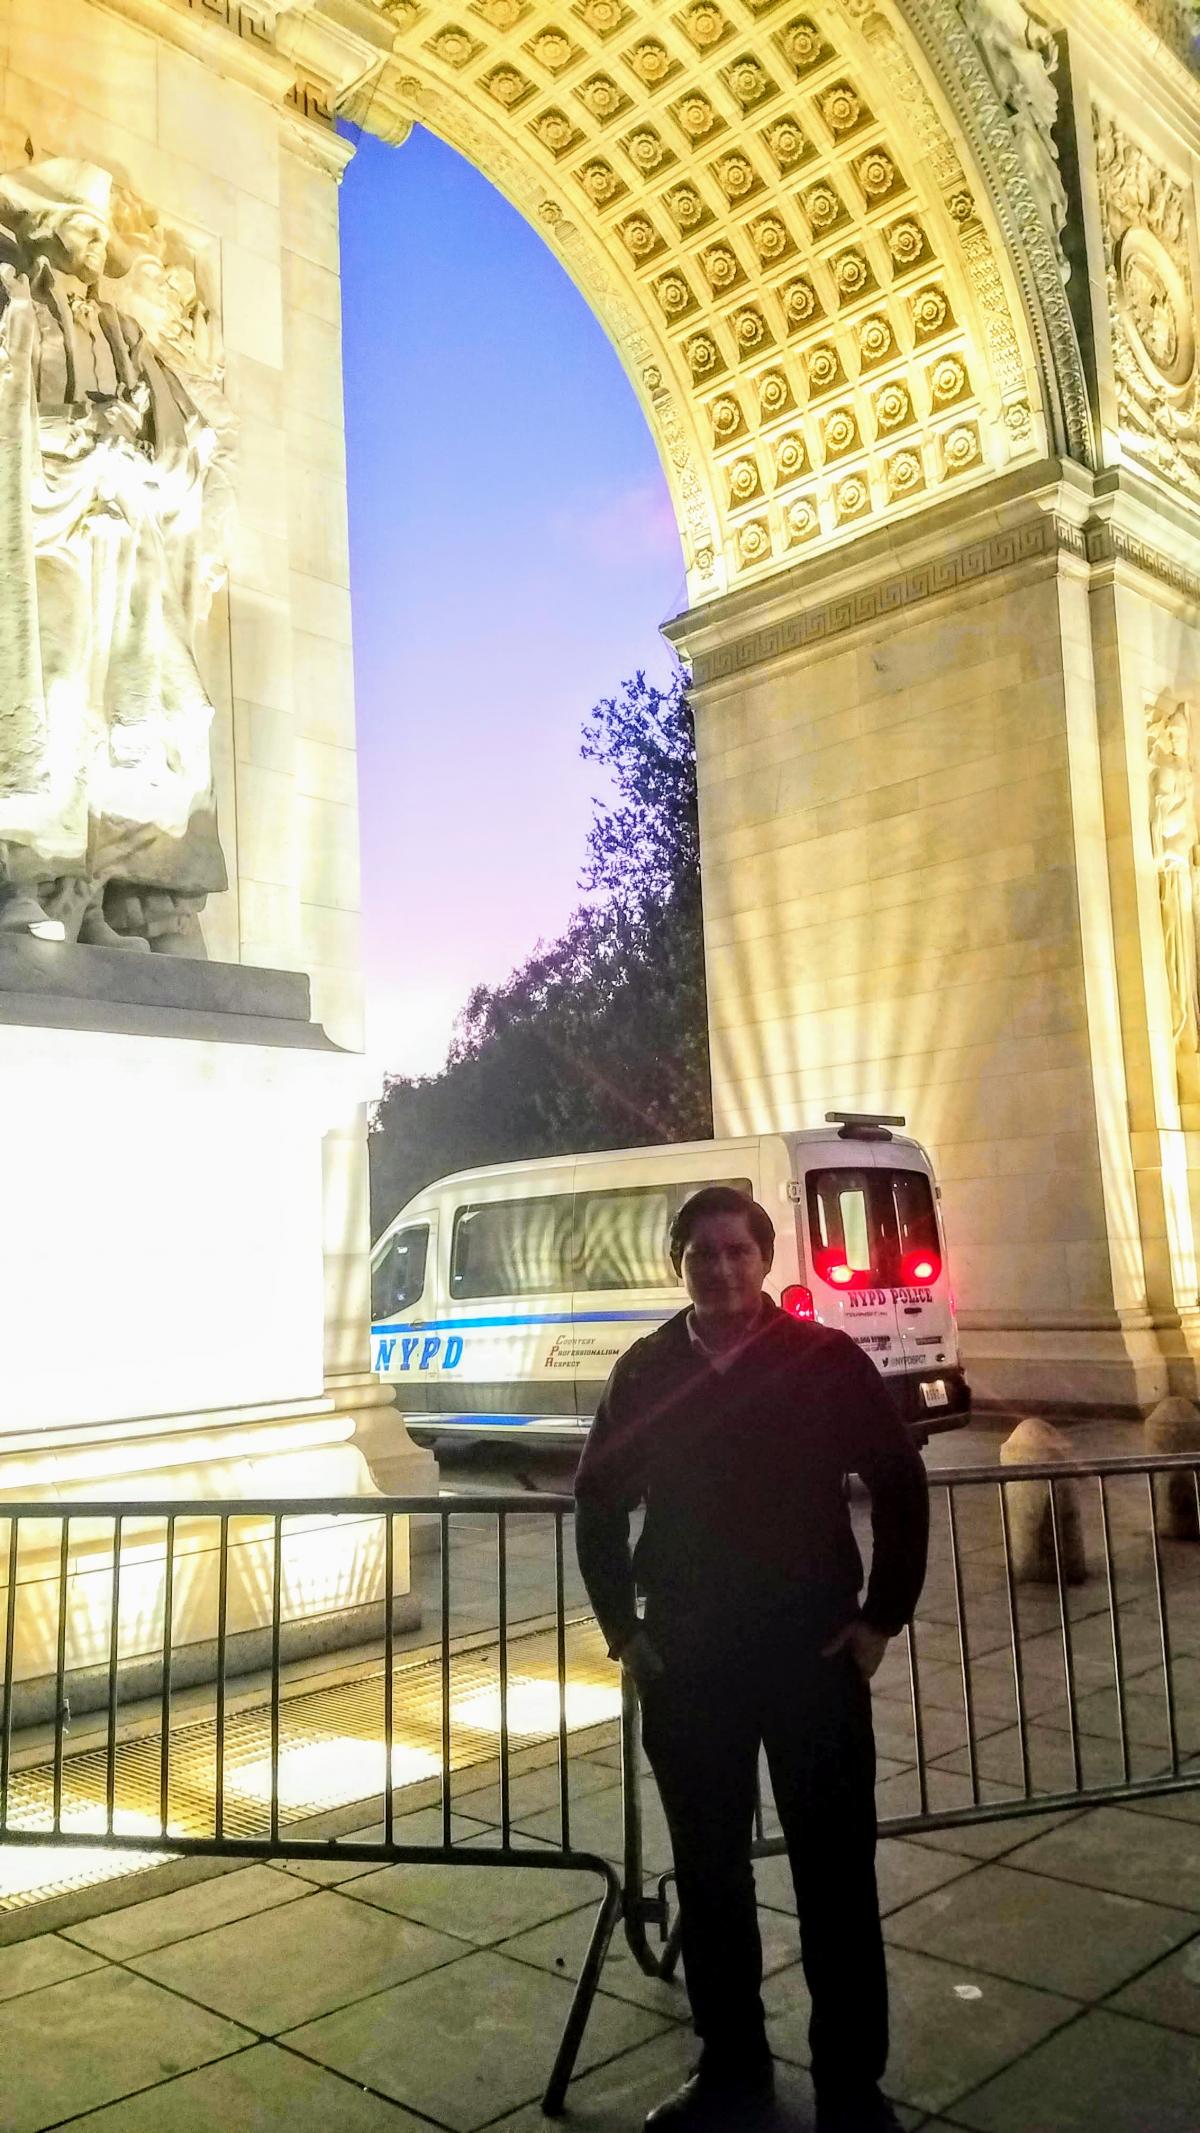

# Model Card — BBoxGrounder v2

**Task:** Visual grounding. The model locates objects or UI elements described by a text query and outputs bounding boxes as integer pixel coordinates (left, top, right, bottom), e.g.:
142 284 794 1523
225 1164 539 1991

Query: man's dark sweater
574 1301 929 1660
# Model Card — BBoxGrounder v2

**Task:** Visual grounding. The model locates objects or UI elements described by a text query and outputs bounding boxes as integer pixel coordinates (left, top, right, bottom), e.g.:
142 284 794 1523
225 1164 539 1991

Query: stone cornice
671 462 1200 685
98 0 392 163
98 0 296 99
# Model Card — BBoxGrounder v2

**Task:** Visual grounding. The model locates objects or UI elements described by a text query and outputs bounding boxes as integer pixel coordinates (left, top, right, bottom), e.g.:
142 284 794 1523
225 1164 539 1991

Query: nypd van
370 1116 969 1448
370 1117 971 1450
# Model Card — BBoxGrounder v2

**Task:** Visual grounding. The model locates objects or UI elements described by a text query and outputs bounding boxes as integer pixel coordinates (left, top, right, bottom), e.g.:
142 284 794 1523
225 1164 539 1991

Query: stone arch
344 0 1089 598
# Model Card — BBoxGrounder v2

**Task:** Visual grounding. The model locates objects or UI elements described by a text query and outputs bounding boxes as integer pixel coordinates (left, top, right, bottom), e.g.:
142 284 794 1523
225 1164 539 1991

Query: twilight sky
339 126 686 1080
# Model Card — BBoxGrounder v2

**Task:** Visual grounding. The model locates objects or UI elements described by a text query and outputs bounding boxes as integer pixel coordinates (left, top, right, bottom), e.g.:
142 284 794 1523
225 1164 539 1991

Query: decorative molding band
1090 523 1200 608
897 0 1095 469
689 514 1086 684
688 509 1200 684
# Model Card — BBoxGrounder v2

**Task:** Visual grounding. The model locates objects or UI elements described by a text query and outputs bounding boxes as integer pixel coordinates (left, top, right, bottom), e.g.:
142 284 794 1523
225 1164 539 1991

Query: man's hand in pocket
619 1627 665 1696
822 1619 890 1681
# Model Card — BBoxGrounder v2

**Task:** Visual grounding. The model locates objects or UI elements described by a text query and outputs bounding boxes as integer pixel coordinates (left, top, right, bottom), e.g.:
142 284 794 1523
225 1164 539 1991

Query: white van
370 1116 969 1448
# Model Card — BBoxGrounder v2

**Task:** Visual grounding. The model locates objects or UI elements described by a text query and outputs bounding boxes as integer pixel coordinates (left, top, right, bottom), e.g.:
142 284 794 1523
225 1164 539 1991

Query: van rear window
451 1196 573 1299
805 1167 939 1290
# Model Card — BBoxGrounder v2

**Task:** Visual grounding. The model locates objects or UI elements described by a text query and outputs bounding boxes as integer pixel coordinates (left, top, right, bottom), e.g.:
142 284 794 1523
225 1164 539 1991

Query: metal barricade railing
621 1451 1200 1980
4 1459 1199 2103
0 1493 619 2116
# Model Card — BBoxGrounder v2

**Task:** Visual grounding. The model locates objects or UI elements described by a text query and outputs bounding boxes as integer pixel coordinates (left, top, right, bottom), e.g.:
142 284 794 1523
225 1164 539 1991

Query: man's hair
669 1185 775 1275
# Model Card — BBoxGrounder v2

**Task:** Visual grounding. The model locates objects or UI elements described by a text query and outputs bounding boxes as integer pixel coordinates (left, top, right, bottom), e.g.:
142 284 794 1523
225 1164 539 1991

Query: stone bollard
1000 1417 1087 1584
1145 1396 1200 1542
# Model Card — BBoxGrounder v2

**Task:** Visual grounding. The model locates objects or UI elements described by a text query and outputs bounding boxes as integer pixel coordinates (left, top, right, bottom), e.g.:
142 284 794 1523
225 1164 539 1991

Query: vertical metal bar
440 1507 452 1847
215 1514 228 1842
1146 1471 1179 1774
1 1517 18 1835
105 1515 122 1837
159 1515 175 1836
270 1513 282 1845
1048 1480 1082 1793
1097 1477 1130 1786
498 1511 511 1848
946 1486 979 1806
52 1517 69 1833
997 1479 1031 1798
555 1511 571 1854
384 1512 395 1848
906 1615 928 1818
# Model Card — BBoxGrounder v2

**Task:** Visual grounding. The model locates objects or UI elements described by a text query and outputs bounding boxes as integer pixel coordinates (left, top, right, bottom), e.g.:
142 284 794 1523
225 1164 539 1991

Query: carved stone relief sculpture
1093 109 1200 497
1146 694 1200 1064
0 158 233 955
959 0 1070 264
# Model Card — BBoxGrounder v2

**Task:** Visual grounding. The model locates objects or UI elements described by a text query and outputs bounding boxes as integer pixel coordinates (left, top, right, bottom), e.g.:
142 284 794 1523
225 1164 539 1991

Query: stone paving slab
945 2006 1200 2132
60 1863 307 1957
339 1853 602 1943
1107 1929 1200 2034
0 1965 252 2132
762 1943 1077 2119
497 1894 802 2017
282 1945 670 2130
0 1931 105 2002
41 2045 432 2131
1005 1801 1200 1909
126 1886 466 2034
881 1859 1199 1999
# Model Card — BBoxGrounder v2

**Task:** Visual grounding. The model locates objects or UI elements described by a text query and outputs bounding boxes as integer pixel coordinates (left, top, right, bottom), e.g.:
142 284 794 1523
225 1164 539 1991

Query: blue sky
339 125 686 1078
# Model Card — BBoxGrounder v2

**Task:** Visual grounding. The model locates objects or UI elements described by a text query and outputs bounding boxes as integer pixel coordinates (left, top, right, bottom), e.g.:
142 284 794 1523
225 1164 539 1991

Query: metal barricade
621 1451 1200 1980
0 1493 619 2116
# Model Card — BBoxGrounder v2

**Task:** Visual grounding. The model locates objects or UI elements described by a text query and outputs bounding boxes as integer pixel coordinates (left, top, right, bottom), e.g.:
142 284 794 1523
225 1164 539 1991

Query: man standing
574 1186 928 2133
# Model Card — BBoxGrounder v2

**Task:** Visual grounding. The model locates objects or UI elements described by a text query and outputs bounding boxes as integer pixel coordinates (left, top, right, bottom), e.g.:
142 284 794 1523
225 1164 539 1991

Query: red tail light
812 1246 863 1289
899 1249 941 1285
781 1284 815 1321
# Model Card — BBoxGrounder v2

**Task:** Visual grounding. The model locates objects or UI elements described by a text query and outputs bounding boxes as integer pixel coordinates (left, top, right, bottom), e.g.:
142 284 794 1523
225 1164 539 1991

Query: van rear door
887 1157 958 1407
800 1159 906 1387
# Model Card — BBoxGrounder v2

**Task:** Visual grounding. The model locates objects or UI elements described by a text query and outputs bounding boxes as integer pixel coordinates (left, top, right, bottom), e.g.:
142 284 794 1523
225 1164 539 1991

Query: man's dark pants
639 1614 887 2098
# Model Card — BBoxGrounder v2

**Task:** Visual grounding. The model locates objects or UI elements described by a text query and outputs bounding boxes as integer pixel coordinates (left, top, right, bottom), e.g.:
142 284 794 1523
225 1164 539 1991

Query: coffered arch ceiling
343 0 1089 601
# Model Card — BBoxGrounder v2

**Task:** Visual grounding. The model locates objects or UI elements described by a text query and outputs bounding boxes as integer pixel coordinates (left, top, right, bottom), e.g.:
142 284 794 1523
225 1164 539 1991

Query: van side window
451 1197 573 1298
371 1226 428 1319
576 1177 755 1291
577 1188 672 1291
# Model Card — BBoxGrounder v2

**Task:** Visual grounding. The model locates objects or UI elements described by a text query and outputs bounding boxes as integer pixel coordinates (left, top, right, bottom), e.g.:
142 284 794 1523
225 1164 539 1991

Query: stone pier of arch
3 0 1200 1696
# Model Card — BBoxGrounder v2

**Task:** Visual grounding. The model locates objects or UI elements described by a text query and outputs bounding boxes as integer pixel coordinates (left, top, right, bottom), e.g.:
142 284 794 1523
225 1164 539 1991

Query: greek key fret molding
688 512 1087 683
1088 523 1200 609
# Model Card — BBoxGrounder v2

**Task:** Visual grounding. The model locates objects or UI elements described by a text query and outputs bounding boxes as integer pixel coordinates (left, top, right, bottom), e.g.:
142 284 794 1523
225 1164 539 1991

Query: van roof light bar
825 1110 906 1141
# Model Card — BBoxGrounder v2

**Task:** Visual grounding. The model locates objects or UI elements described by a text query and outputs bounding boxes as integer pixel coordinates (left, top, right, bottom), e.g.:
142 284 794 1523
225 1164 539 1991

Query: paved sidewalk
0 1429 1196 2131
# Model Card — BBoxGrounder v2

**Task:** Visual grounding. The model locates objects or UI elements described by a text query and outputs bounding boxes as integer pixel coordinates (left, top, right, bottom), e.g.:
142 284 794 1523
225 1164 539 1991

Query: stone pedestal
0 942 433 1697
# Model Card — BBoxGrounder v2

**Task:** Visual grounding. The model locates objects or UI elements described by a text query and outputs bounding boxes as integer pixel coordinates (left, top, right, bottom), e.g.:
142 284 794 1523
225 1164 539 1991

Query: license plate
920 1379 949 1409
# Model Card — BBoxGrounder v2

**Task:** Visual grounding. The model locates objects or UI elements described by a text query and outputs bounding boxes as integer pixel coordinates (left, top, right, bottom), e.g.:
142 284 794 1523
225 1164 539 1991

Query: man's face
680 1212 771 1320
55 210 109 284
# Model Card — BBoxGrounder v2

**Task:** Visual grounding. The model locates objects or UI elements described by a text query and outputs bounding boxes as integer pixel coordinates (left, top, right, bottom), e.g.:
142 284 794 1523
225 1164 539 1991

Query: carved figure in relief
0 158 232 954
1093 111 1200 498
960 0 1069 258
1146 695 1200 1053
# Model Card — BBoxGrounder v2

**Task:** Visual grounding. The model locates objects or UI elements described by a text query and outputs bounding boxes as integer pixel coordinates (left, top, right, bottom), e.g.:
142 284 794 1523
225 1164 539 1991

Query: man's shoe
644 2057 775 2129
814 2086 902 2132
